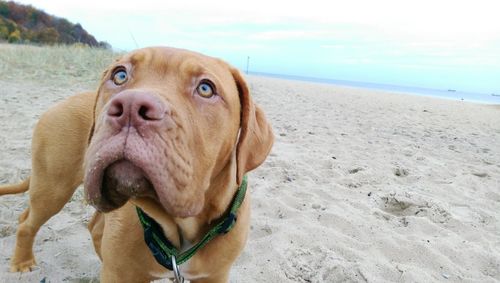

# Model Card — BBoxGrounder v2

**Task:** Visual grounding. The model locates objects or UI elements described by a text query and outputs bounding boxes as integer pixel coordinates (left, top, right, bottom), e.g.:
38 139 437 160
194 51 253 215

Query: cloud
14 0 500 93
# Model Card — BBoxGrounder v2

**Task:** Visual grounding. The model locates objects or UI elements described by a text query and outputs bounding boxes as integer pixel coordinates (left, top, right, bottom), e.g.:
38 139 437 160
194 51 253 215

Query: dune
1 45 499 282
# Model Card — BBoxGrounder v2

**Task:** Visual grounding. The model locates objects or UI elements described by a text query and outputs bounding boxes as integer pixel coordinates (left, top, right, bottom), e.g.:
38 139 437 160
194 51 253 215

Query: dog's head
84 47 273 217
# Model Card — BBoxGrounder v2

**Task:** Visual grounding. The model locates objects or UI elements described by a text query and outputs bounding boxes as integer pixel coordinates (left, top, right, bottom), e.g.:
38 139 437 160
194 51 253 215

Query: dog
0 91 95 271
0 47 274 282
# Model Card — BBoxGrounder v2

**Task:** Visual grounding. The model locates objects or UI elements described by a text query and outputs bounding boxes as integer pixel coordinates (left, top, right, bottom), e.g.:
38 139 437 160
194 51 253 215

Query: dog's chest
148 260 209 281
148 239 208 281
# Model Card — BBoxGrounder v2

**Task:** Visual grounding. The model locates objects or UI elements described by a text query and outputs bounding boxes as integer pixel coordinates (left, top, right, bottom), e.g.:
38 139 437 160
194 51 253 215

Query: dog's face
84 47 273 217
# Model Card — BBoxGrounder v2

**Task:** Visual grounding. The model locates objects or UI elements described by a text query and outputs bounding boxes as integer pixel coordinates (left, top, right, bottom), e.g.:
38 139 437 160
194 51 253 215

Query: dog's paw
10 258 37 272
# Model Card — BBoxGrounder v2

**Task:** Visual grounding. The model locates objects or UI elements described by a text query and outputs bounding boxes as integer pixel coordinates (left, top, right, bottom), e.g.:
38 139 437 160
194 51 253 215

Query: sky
15 0 500 93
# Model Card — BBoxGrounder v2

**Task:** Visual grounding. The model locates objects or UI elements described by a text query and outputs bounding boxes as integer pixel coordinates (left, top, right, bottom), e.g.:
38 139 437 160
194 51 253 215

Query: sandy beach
1 45 499 282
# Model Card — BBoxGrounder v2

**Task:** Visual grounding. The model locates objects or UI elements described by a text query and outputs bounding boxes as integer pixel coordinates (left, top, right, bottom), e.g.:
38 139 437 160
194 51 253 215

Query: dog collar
136 175 248 271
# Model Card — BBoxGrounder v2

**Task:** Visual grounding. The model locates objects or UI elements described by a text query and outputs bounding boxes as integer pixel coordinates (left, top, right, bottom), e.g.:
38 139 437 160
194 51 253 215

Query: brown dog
0 91 95 272
0 47 274 282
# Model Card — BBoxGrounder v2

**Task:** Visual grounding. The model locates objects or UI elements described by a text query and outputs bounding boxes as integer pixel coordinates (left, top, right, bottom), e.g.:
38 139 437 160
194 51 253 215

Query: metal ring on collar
171 255 184 283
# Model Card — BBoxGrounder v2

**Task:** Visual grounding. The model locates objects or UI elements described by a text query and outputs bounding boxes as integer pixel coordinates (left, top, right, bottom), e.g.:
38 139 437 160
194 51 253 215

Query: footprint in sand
379 193 451 224
348 167 364 174
393 168 409 177
251 224 274 239
472 172 489 178
481 148 490 153
0 225 16 237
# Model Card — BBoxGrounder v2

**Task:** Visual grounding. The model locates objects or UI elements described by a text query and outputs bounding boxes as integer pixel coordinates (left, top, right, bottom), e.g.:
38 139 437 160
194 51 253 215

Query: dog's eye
196 80 215 98
112 69 128 85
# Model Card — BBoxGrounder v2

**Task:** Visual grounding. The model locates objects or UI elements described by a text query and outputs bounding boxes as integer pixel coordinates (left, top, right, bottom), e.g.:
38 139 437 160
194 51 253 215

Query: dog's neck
132 151 239 249
173 151 238 245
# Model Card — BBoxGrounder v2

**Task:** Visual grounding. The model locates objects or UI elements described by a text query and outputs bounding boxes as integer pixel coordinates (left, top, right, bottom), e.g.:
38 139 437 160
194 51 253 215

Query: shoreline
247 72 500 105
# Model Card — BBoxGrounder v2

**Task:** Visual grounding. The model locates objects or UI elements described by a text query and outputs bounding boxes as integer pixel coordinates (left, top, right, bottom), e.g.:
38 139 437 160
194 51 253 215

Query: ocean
249 72 500 105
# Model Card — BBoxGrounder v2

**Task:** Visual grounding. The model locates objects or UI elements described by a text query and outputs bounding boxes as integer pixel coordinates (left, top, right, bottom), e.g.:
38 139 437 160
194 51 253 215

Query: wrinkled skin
84 47 244 217
1 46 273 281
85 47 274 282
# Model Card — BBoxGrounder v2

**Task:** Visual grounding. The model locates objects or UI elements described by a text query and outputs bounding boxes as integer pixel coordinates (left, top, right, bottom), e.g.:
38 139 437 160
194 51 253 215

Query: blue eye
112 69 128 85
197 81 215 98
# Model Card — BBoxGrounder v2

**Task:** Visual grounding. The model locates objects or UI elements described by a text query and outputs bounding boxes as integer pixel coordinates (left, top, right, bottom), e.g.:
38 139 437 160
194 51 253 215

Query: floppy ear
231 68 274 185
87 67 112 145
86 91 100 145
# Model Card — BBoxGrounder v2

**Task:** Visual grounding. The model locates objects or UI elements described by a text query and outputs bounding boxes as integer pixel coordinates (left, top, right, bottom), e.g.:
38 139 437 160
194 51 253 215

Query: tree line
0 1 110 48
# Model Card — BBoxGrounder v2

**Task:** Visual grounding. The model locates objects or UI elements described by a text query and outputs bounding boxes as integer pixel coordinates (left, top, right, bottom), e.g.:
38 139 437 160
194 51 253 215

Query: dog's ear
88 55 125 144
231 68 274 185
87 70 109 145
87 61 117 145
87 91 99 145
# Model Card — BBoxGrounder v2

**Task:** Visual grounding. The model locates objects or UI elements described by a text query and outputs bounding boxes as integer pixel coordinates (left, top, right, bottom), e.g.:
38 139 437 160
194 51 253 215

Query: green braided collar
136 175 248 270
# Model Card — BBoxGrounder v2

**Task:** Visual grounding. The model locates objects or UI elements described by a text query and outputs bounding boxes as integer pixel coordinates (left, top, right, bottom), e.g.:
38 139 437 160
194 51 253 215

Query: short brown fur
0 47 274 282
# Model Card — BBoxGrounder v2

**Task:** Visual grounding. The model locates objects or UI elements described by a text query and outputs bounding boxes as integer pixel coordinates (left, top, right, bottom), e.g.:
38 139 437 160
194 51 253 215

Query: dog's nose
107 91 167 128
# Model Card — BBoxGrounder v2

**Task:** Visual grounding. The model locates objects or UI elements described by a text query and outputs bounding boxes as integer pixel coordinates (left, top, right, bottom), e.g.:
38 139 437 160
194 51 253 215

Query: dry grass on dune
0 43 117 88
0 44 117 281
0 43 119 184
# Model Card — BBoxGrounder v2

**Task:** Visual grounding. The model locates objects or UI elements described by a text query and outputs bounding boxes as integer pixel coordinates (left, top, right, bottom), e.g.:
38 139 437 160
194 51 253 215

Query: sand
1 53 499 282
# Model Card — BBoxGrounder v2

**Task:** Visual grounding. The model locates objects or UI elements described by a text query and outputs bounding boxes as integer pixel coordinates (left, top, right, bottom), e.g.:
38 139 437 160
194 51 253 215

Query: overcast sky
15 0 500 93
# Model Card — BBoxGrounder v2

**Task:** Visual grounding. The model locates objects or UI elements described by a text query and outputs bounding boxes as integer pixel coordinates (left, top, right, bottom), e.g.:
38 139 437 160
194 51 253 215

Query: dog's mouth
90 159 158 212
84 125 201 217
